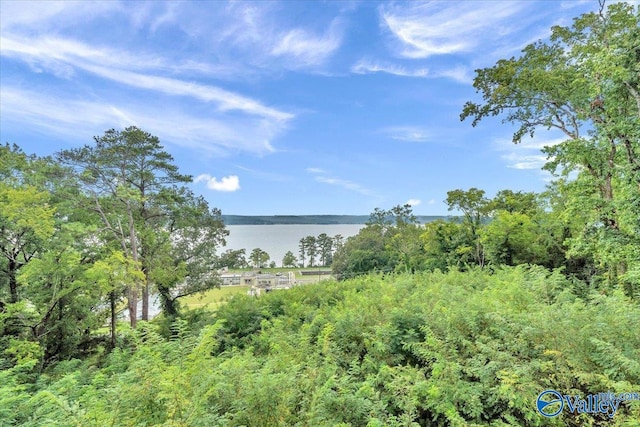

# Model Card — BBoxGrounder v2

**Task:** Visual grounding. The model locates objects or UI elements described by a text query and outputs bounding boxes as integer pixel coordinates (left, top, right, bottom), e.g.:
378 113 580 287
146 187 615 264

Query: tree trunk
110 290 116 350
142 277 149 321
8 258 18 303
158 285 178 318
126 202 140 328
128 287 137 329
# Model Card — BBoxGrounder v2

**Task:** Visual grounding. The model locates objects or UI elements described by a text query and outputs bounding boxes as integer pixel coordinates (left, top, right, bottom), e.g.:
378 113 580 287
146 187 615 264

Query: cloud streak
351 59 428 77
171 2 344 72
271 19 343 68
380 126 432 143
380 1 530 58
494 135 563 170
307 168 376 197
315 176 375 196
1 36 292 122
1 87 284 155
0 29 294 155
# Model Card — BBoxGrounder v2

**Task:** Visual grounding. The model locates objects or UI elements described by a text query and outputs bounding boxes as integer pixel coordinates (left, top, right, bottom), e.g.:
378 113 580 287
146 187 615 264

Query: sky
0 0 621 215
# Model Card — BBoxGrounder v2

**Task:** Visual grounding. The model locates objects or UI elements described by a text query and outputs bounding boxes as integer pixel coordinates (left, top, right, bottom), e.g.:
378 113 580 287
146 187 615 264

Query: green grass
180 285 250 310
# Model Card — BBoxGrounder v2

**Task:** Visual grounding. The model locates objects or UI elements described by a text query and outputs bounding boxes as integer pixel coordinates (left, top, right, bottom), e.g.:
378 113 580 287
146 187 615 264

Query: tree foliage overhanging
1 2 639 426
334 1 639 295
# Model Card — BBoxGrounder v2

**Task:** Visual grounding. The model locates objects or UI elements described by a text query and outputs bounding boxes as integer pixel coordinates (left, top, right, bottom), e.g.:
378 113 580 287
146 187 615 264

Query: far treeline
0 2 638 426
221 214 448 225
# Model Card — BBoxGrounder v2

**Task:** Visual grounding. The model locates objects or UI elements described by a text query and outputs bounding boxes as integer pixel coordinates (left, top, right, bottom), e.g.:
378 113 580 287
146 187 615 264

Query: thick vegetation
2 269 639 426
334 2 639 298
1 2 638 426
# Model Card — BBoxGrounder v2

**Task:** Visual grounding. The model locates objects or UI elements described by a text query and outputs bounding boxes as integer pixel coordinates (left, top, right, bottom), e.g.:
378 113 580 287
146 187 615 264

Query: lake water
221 224 364 266
125 224 364 319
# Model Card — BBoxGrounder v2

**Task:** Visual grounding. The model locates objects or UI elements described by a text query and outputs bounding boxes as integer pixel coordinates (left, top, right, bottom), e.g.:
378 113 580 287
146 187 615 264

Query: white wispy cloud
1 34 232 77
0 1 121 31
315 176 375 196
0 86 130 132
306 168 375 197
501 153 549 170
406 198 421 206
379 1 529 58
1 1 345 88
559 0 593 9
271 19 343 68
306 167 327 174
0 2 342 159
494 134 563 170
494 135 565 152
1 87 283 155
171 2 344 72
235 166 290 182
380 126 431 143
1 36 292 122
195 174 241 192
431 65 473 84
0 28 295 155
351 58 473 84
351 59 428 77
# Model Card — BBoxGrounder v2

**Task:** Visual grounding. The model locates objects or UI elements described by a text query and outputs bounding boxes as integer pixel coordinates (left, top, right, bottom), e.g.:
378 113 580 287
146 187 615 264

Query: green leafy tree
58 127 227 325
489 189 540 216
316 233 333 267
332 205 417 279
152 191 227 317
0 144 136 363
303 235 317 267
217 249 248 269
298 238 307 267
461 2 640 289
332 226 390 280
333 234 344 253
420 219 466 271
249 248 270 268
386 208 424 273
445 188 490 267
282 250 297 268
481 211 540 266
0 145 56 304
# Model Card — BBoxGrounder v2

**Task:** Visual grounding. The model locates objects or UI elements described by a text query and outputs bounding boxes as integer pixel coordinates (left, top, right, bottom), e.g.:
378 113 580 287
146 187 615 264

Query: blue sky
0 0 615 215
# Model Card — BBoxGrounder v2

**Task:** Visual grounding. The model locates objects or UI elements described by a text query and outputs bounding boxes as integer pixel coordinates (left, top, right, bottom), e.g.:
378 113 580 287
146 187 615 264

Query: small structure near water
219 270 296 296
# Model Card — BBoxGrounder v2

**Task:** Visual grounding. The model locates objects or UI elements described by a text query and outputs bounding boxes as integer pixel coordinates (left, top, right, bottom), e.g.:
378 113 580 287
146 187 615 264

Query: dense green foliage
1 129 227 366
331 195 574 282
2 269 639 426
298 233 339 268
1 3 638 425
334 2 639 298
249 248 271 268
462 1 640 294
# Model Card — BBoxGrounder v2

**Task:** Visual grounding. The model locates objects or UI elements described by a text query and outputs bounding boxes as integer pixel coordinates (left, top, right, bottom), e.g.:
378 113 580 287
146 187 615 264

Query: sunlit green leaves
5 268 638 426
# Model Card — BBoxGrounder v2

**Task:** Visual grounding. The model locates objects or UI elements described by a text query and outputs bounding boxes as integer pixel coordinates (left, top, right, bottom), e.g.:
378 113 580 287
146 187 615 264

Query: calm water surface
222 224 364 266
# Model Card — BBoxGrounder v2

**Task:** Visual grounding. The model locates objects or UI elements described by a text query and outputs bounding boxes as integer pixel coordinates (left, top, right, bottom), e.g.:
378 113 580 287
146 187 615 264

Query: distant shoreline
222 215 451 225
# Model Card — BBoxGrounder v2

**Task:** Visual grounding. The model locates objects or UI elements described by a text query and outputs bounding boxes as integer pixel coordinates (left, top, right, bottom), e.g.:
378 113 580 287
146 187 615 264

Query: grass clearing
180 285 250 310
